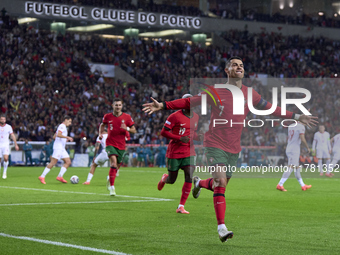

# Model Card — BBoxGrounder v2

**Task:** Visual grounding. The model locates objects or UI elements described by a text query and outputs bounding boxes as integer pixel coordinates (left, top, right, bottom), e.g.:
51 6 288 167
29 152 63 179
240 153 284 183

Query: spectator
23 139 33 166
86 142 95 167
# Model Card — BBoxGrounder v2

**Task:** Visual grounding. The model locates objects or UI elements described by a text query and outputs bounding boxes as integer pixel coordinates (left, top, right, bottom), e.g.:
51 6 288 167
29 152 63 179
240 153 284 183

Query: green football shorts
105 146 125 164
205 147 239 178
167 156 196 171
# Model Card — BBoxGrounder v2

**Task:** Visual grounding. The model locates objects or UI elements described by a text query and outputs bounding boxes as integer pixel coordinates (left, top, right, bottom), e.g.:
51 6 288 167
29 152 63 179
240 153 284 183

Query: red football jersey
102 112 134 150
164 110 199 159
165 85 294 154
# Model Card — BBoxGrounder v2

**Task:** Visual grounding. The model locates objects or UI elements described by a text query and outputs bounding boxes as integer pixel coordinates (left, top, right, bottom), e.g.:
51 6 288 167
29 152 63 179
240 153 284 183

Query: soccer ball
70 175 79 184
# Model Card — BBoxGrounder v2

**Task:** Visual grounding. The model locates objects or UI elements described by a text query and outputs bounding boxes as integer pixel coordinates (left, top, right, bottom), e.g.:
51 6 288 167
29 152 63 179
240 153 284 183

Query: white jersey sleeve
53 124 68 150
0 124 13 147
96 134 108 149
286 123 305 153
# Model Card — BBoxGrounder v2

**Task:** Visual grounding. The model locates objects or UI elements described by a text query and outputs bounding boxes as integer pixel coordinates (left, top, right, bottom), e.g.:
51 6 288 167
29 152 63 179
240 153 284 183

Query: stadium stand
0 14 339 162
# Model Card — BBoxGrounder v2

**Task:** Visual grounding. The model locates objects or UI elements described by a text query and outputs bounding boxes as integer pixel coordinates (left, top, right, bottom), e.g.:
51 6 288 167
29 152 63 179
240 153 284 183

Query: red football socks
109 167 117 186
213 187 226 225
199 178 214 191
179 181 192 206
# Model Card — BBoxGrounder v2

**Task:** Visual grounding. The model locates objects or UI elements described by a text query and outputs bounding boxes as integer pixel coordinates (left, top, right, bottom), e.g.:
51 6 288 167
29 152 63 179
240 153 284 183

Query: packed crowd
37 0 340 29
211 8 340 29
1 16 339 154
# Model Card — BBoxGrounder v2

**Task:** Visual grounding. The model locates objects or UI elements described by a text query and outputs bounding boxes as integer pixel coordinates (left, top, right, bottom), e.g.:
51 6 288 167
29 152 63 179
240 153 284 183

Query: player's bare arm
142 97 164 115
297 114 318 128
99 123 106 139
300 134 310 153
10 133 19 151
56 131 73 142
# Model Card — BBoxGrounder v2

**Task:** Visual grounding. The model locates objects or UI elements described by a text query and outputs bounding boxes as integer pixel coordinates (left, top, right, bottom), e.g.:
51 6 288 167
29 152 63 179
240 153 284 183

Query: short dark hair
225 56 243 68
63 115 72 121
113 98 123 104
0 114 5 118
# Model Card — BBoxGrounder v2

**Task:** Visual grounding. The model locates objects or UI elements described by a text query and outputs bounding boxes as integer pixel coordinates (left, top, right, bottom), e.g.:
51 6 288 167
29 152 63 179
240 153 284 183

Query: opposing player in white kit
312 125 332 177
330 133 340 175
38 116 73 184
83 130 109 185
277 122 312 191
0 115 19 179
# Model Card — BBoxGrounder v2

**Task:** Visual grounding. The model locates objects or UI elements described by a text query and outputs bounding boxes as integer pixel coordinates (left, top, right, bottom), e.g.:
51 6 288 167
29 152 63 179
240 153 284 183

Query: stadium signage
201 84 311 116
24 1 202 29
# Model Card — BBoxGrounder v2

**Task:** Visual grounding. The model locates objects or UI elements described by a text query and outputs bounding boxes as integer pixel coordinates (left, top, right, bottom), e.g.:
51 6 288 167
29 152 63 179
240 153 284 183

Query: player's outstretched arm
142 95 200 115
142 97 164 115
297 114 318 128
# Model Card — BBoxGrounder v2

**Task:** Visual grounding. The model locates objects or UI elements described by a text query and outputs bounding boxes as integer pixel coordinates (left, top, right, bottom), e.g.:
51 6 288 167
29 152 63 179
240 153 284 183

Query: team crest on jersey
1 128 3 132
195 122 197 127
122 120 125 123
209 157 214 163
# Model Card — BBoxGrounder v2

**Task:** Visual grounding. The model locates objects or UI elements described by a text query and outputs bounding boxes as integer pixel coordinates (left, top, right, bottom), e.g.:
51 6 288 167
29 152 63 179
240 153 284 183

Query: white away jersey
286 123 305 153
332 134 340 152
53 123 68 150
96 134 108 149
312 131 331 151
0 124 13 147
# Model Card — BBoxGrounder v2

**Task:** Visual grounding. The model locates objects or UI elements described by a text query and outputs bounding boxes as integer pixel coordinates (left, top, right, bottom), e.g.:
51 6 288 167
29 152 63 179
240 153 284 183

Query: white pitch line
0 232 130 255
0 186 173 201
0 199 168 207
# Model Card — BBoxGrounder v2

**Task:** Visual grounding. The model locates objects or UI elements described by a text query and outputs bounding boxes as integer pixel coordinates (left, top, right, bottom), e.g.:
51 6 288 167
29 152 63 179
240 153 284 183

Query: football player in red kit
158 94 200 214
99 98 137 196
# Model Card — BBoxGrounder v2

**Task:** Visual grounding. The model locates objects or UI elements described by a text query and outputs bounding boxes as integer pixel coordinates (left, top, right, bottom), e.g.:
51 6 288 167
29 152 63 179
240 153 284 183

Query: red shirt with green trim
164 110 199 159
165 85 294 154
102 112 134 150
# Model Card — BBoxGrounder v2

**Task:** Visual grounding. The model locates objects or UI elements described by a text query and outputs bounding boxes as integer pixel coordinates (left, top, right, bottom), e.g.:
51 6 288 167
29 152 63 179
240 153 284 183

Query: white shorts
0 146 10 158
316 148 331 159
94 151 109 166
52 149 70 160
286 151 299 166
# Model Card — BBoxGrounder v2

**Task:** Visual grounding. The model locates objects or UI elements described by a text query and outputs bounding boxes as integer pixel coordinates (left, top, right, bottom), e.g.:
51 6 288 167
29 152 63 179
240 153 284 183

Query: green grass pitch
0 166 339 255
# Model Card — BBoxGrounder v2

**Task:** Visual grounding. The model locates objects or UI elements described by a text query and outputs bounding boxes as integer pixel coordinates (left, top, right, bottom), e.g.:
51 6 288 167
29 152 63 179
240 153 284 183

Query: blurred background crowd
1 1 339 166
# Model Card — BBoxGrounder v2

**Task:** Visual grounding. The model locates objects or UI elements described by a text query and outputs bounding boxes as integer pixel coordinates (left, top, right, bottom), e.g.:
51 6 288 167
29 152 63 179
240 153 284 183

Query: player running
99 98 136 196
330 133 340 174
38 116 73 184
0 114 19 179
312 125 332 177
276 122 312 191
83 129 109 185
157 94 200 214
142 56 318 242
